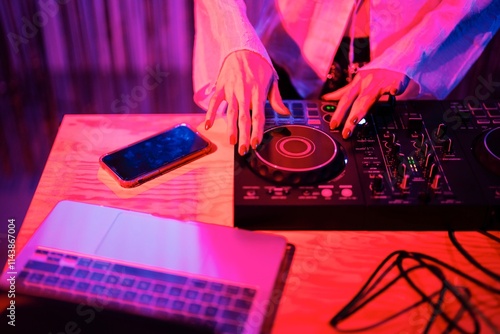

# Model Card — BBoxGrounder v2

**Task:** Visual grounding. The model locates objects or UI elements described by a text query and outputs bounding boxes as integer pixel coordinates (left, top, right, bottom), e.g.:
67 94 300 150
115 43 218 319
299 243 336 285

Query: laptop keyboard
18 248 258 334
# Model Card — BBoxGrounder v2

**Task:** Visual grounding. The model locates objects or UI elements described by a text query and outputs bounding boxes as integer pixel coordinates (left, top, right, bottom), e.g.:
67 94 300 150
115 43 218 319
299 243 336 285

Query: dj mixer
234 100 500 230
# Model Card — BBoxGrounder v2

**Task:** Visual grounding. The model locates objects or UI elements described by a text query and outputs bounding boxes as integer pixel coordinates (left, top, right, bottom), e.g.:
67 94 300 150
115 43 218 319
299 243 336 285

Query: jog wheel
248 125 346 185
473 127 500 176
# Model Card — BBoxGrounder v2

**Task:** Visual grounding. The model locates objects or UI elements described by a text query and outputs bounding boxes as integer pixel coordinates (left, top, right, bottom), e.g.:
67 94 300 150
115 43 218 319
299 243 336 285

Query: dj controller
233 99 500 230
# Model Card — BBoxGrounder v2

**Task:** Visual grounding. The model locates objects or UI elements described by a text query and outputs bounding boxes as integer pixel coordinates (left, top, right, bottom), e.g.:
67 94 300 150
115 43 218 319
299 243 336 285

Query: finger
206 90 224 130
250 90 266 150
268 81 290 115
226 95 238 146
342 91 379 139
237 95 251 156
329 80 360 130
386 75 409 96
321 84 351 101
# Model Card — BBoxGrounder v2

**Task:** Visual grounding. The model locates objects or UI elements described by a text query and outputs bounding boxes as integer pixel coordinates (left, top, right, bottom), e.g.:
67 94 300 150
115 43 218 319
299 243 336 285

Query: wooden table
5 114 500 333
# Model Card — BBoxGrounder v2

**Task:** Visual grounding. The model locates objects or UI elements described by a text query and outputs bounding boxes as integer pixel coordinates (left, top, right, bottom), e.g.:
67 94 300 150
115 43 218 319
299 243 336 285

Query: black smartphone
99 123 213 188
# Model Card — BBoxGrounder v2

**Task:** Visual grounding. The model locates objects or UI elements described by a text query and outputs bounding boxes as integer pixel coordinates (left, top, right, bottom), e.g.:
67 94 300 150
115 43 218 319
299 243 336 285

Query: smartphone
99 123 213 188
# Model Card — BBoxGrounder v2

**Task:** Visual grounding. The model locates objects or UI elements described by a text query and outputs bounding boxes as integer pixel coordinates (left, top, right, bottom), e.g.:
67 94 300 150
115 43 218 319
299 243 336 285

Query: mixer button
321 188 334 197
322 104 337 113
472 109 487 117
487 108 500 117
483 101 498 110
340 188 352 197
467 102 482 110
308 109 319 117
246 190 257 196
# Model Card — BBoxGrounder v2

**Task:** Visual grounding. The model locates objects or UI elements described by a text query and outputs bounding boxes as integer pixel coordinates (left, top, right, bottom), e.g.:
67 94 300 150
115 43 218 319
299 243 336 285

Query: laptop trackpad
95 212 208 274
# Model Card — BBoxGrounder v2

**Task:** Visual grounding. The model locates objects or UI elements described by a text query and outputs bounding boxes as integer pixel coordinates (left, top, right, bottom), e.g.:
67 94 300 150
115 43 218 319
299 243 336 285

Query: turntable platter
473 127 500 176
247 125 346 185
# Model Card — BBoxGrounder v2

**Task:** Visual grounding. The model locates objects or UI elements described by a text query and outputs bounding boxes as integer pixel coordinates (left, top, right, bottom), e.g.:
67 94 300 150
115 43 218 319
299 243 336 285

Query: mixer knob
420 143 429 159
416 133 425 148
427 163 438 179
391 142 401 157
437 123 447 137
395 162 407 177
433 123 448 143
442 138 453 154
371 174 385 193
387 133 397 147
424 153 435 169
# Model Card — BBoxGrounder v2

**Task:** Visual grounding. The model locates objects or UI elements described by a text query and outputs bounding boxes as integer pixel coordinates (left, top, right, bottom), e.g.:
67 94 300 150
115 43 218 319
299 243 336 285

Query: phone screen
100 124 211 185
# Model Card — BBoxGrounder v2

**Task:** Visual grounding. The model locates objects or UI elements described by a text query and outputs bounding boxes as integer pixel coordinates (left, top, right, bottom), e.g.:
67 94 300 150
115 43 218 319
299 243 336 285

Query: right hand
204 50 290 155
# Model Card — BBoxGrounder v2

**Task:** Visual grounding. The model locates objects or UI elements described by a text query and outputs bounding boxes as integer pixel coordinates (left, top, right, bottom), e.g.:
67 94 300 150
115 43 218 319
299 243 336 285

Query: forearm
193 0 272 109
363 0 497 98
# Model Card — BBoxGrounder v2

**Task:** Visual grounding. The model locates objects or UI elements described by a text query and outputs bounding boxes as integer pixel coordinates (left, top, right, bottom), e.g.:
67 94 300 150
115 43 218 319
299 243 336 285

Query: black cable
478 230 500 243
330 246 500 333
399 254 480 334
449 230 500 282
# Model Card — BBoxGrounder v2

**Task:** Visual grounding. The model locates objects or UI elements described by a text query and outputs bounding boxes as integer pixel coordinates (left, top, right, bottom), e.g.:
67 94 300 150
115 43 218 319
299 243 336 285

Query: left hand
322 69 410 139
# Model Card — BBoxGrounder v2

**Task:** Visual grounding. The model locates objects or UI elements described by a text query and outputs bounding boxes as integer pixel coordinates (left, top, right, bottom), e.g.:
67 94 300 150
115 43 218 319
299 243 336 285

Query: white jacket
193 0 500 109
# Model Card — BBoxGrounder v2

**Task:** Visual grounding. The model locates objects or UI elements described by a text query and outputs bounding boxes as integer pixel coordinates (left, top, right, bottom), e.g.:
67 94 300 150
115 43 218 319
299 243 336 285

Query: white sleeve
362 0 500 99
192 0 273 110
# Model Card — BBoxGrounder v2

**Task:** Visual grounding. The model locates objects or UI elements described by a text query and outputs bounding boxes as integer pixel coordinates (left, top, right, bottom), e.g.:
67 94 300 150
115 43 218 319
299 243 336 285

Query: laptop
0 200 294 334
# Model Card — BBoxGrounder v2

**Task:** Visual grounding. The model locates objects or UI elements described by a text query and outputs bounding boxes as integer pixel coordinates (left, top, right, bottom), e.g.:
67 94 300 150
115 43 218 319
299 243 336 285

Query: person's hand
204 50 290 155
322 69 410 139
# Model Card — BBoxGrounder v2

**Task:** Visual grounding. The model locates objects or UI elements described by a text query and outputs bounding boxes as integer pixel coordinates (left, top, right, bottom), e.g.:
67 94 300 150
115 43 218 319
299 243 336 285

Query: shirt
193 0 500 109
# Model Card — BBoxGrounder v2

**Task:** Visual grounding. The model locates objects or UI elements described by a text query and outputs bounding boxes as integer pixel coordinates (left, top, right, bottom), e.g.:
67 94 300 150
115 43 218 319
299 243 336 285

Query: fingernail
251 138 260 150
229 134 237 145
239 145 248 156
205 120 212 130
351 117 358 125
343 129 351 139
330 121 338 130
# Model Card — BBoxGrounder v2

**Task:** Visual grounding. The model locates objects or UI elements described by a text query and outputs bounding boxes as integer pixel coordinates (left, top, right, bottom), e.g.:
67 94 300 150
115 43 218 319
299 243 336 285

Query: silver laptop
1 200 294 334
